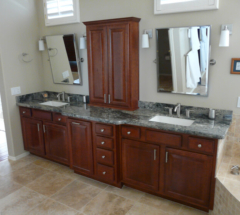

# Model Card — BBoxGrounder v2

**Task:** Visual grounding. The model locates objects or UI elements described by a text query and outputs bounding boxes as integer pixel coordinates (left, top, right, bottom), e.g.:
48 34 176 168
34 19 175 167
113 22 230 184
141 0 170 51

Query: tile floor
0 154 208 215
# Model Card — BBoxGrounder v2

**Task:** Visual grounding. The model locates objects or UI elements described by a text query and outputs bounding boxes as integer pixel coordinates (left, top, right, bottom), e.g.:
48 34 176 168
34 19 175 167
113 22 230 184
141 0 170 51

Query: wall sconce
142 29 153 49
79 34 87 50
219 24 233 47
39 38 45 51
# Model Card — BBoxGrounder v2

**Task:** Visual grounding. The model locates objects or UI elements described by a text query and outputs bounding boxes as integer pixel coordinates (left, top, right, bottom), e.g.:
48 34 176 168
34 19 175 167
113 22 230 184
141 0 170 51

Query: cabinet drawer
121 126 140 139
96 164 114 182
95 123 113 136
188 137 214 154
20 107 31 117
53 113 67 125
32 109 52 121
145 130 182 147
96 136 114 150
96 148 114 166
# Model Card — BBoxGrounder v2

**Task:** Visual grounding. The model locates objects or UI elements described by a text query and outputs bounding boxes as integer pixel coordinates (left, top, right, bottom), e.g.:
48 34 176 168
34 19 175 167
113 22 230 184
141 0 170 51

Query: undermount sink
149 115 194 127
39 101 69 107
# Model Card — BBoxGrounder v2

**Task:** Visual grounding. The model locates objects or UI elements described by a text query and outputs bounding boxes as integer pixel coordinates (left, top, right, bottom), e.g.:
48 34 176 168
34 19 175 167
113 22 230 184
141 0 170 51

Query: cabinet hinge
165 152 168 163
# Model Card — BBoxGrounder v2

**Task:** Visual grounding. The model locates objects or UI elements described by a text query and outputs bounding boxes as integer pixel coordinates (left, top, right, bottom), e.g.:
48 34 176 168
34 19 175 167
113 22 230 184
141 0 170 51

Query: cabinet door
122 139 160 191
69 120 93 175
165 148 213 207
87 25 108 105
107 23 130 107
21 117 45 156
44 123 69 165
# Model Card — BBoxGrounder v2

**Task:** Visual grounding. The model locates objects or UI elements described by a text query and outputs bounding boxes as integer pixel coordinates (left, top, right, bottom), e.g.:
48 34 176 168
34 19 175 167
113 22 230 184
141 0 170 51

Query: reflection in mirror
156 26 211 96
46 34 82 85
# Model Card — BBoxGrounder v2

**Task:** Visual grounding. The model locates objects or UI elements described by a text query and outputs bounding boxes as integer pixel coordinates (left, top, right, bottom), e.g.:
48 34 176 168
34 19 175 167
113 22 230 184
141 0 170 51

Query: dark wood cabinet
21 117 45 156
68 119 93 176
164 148 213 207
44 122 69 165
84 17 140 110
122 139 160 191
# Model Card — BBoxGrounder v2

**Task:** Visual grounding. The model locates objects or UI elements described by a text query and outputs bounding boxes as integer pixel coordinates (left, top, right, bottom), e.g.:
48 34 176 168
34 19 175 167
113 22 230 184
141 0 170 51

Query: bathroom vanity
17 95 232 212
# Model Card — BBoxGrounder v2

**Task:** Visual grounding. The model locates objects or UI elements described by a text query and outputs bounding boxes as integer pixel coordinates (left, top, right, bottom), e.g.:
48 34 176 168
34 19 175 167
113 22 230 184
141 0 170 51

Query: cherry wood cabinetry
68 119 93 176
84 17 140 110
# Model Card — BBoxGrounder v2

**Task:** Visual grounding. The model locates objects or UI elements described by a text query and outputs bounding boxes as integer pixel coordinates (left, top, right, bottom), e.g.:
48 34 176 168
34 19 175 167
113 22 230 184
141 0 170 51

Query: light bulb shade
219 29 230 47
142 34 149 48
39 40 45 51
80 37 86 49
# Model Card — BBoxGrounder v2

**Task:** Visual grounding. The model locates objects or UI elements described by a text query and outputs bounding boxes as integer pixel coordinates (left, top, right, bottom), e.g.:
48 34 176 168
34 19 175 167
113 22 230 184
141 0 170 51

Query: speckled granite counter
16 92 232 139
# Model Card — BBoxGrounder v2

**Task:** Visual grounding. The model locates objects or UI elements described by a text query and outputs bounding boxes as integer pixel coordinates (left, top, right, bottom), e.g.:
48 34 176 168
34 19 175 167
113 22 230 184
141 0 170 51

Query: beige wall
0 0 44 157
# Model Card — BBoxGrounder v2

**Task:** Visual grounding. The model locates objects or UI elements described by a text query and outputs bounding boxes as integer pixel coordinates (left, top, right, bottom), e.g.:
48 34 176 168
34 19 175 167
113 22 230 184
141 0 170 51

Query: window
154 0 219 15
43 0 80 26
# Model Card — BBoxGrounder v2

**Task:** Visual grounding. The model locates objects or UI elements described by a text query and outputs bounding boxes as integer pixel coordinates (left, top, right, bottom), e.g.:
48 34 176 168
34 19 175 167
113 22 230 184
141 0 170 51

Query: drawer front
32 109 52 121
95 123 113 136
53 113 67 125
96 148 114 166
188 137 214 153
96 164 114 182
96 136 114 150
121 126 141 139
145 130 182 147
20 107 31 117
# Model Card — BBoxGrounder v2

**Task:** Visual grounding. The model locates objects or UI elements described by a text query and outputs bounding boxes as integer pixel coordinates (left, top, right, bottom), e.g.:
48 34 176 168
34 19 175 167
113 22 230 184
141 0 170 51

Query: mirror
46 34 82 85
156 26 211 96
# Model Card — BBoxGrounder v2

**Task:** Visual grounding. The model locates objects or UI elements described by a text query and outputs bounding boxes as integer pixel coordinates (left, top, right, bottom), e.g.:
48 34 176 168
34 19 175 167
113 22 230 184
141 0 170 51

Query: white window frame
154 0 219 15
43 0 80 27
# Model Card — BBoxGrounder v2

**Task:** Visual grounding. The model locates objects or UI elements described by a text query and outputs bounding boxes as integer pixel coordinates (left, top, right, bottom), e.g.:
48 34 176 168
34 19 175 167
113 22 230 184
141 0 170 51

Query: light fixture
219 24 232 47
79 34 86 50
38 38 45 51
142 29 153 49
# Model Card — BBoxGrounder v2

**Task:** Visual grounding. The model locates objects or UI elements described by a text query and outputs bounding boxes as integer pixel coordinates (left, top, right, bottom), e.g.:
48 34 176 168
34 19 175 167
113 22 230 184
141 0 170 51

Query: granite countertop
16 93 233 139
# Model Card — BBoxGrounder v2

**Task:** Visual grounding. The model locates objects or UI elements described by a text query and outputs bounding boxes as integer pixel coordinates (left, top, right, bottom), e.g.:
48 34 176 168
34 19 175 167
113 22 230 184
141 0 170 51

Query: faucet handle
165 107 173 116
186 109 193 118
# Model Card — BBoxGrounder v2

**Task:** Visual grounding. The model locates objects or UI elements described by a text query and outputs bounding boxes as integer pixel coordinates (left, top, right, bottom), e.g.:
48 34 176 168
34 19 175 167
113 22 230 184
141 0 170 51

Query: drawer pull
58 118 61 121
23 111 26 114
101 129 104 132
102 156 106 159
101 142 105 145
127 131 131 135
198 144 202 148
103 171 106 175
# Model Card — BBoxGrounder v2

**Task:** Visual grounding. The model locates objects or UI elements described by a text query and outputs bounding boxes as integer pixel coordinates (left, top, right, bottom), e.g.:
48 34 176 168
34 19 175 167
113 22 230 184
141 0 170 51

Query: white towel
200 27 209 72
186 50 201 89
188 27 200 51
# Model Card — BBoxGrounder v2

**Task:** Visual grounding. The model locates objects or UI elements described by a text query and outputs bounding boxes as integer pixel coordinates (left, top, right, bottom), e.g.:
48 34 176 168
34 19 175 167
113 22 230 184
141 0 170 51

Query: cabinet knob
102 156 105 159
101 142 105 145
198 144 202 148
58 118 61 121
103 171 106 175
101 129 104 132
127 131 131 135
23 111 26 114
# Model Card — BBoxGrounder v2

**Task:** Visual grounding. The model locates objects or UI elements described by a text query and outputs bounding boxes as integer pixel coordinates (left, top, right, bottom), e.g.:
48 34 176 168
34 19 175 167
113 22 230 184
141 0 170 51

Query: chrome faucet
174 103 181 118
57 91 65 102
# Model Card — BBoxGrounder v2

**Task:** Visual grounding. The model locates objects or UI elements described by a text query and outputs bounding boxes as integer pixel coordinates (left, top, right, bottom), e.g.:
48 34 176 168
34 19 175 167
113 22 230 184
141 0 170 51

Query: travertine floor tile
138 193 182 215
26 172 73 197
126 202 169 215
8 163 49 185
217 162 230 178
51 180 101 211
0 175 22 200
0 187 46 215
52 164 80 179
27 199 78 215
33 159 61 170
178 206 208 215
76 174 108 189
105 185 144 201
223 178 240 201
82 190 134 215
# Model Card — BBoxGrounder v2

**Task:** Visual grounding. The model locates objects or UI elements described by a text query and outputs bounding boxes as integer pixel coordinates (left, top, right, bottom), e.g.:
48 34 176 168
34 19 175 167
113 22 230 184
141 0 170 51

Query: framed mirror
46 34 82 85
156 26 211 96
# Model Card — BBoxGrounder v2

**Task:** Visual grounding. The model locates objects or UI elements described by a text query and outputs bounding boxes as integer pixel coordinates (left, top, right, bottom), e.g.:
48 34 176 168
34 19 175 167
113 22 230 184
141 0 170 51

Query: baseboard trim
8 151 30 161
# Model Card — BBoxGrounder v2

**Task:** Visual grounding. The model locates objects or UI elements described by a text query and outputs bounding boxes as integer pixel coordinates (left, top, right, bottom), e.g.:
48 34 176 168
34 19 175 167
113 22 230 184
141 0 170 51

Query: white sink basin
149 116 194 127
40 101 69 107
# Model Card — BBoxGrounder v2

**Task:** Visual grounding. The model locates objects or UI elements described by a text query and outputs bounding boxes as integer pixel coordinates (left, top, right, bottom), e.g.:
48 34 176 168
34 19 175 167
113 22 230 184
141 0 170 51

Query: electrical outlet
11 86 21 95
237 97 240 108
